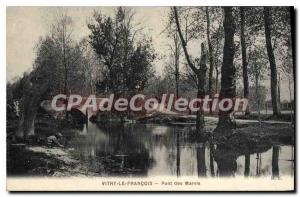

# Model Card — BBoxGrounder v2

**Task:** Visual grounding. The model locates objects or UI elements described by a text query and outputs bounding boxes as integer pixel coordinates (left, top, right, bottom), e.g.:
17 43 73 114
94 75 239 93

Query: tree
206 7 215 102
189 7 223 99
88 7 155 94
289 7 295 83
14 21 90 139
78 38 102 94
165 11 182 98
215 7 236 133
272 145 280 179
173 33 181 98
236 7 291 118
263 7 280 117
271 7 292 115
248 46 268 128
240 7 250 115
277 34 294 124
173 6 207 131
210 13 224 94
181 64 198 91
143 75 169 96
51 11 75 96
15 37 59 139
126 40 155 92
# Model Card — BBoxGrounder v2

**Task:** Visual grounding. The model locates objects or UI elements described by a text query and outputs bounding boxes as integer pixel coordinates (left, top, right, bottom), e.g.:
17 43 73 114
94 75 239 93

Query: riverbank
7 144 100 177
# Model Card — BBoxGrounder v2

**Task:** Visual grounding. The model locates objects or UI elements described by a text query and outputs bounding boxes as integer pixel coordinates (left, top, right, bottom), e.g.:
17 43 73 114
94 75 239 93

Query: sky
6 6 174 81
6 6 293 101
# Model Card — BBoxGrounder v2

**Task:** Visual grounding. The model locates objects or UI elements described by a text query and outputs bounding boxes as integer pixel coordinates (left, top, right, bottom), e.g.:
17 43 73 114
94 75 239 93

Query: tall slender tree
240 7 250 115
211 16 224 94
173 7 207 131
216 7 236 133
206 7 214 101
263 7 280 117
248 46 268 128
165 32 181 98
51 11 74 96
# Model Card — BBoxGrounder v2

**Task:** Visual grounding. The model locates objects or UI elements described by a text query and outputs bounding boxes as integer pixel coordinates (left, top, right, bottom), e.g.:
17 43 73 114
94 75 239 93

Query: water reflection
68 122 294 178
176 130 180 177
244 153 250 177
256 153 262 176
213 144 238 177
209 143 215 177
196 144 206 177
272 146 279 179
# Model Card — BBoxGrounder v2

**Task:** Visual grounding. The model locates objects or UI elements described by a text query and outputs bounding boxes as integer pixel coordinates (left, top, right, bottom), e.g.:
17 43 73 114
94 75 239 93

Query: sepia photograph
5 5 295 191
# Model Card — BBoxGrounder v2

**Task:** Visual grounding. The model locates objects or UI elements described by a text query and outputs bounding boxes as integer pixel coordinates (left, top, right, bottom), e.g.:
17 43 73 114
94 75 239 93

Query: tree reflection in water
67 123 293 178
244 153 250 177
213 143 238 177
256 152 262 176
176 130 180 177
209 143 215 177
196 144 206 177
272 145 280 179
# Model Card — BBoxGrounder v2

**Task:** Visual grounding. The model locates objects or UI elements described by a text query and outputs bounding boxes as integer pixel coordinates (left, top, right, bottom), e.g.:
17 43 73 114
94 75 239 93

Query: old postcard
6 6 295 191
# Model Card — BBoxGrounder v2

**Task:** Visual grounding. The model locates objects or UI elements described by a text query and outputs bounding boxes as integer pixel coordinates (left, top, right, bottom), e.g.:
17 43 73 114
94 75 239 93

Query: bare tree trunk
288 79 294 125
196 74 205 130
174 33 180 98
16 92 40 140
173 7 207 131
196 44 207 131
263 7 280 117
214 25 222 94
278 72 281 105
61 20 70 120
240 7 250 115
214 32 220 94
289 7 295 84
216 7 236 133
255 74 262 128
175 62 179 98
288 79 292 104
62 25 67 96
15 77 49 141
206 7 214 102
173 7 197 74
215 68 219 93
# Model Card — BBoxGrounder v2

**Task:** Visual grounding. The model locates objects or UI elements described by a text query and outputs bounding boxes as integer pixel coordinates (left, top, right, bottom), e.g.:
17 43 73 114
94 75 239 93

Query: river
67 121 294 178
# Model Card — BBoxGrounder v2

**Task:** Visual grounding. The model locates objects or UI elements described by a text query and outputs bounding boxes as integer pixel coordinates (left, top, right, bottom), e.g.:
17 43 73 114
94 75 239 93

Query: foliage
88 7 156 94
